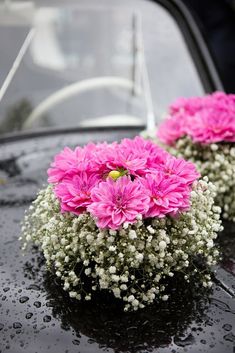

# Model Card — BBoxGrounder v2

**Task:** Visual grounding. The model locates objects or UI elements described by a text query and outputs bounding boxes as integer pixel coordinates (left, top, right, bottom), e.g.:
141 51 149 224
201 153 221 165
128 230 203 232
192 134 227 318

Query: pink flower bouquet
157 92 235 221
22 137 222 311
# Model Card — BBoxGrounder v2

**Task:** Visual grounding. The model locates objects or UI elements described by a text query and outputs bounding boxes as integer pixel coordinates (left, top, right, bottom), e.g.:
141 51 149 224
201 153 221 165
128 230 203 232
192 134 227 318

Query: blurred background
0 0 234 136
182 0 235 93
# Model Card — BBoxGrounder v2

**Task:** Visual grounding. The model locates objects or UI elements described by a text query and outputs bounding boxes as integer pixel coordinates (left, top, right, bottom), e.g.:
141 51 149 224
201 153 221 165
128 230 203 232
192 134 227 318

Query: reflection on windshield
0 99 32 134
0 0 204 135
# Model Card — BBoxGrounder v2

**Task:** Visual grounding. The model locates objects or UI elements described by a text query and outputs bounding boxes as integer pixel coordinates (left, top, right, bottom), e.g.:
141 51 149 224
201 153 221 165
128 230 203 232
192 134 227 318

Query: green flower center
108 168 128 180
108 170 122 180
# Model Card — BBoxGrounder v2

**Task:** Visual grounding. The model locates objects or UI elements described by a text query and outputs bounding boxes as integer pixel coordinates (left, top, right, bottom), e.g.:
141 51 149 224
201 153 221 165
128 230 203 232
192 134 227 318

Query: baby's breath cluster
167 137 235 221
21 177 222 311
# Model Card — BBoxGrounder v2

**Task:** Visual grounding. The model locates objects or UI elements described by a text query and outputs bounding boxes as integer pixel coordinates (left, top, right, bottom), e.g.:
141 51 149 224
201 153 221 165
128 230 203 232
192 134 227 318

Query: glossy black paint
0 130 235 353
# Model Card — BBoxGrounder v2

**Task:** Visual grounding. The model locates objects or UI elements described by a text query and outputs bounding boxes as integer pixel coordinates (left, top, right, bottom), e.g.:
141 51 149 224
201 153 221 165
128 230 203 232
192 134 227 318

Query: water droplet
33 301 41 308
43 315 51 323
3 287 10 292
174 333 195 347
72 339 80 345
26 284 40 291
223 324 232 331
224 332 235 343
13 322 22 329
211 298 235 314
19 296 29 304
25 313 33 319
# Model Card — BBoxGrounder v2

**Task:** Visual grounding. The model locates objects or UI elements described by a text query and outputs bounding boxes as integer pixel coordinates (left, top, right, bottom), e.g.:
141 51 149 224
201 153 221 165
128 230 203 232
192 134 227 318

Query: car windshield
0 0 204 135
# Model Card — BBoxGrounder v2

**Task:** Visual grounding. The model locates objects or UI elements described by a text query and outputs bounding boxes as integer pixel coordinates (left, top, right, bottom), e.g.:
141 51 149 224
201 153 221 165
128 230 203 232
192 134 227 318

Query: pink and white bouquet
157 92 235 221
22 137 222 310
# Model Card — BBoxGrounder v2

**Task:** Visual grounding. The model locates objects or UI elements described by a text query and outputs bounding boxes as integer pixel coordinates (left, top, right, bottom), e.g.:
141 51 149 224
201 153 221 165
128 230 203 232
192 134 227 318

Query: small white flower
113 288 121 298
111 275 120 282
147 225 155 234
85 268 91 276
207 240 214 248
162 295 169 301
109 266 116 274
135 253 144 262
127 295 135 302
159 241 167 250
120 275 128 283
128 245 136 252
129 230 137 239
132 299 139 307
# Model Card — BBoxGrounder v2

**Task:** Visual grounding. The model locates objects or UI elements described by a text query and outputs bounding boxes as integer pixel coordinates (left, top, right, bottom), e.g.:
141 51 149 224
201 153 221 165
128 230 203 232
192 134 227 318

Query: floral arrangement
21 136 222 311
157 91 235 221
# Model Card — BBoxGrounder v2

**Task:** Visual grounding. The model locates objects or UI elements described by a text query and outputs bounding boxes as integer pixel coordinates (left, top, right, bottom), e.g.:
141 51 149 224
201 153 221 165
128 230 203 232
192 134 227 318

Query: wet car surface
0 130 235 353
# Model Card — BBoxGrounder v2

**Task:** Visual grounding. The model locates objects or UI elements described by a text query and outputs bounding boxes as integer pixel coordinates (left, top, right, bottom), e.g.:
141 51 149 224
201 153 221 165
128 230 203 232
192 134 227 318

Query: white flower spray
21 177 222 311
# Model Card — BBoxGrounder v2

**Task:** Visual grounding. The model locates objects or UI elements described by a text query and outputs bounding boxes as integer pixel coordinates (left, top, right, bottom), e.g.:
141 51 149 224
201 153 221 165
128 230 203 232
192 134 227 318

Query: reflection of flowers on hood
42 268 211 353
47 136 200 229
157 91 235 145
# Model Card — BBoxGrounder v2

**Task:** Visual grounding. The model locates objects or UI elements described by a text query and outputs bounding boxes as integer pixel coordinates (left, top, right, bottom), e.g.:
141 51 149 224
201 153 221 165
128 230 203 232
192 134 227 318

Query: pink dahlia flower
156 154 200 185
157 114 188 145
141 172 190 218
47 142 116 184
114 137 149 175
54 172 100 215
48 147 82 183
187 109 235 144
120 136 161 160
169 96 204 116
115 136 169 176
88 176 149 229
89 142 119 177
157 92 235 145
47 146 97 183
